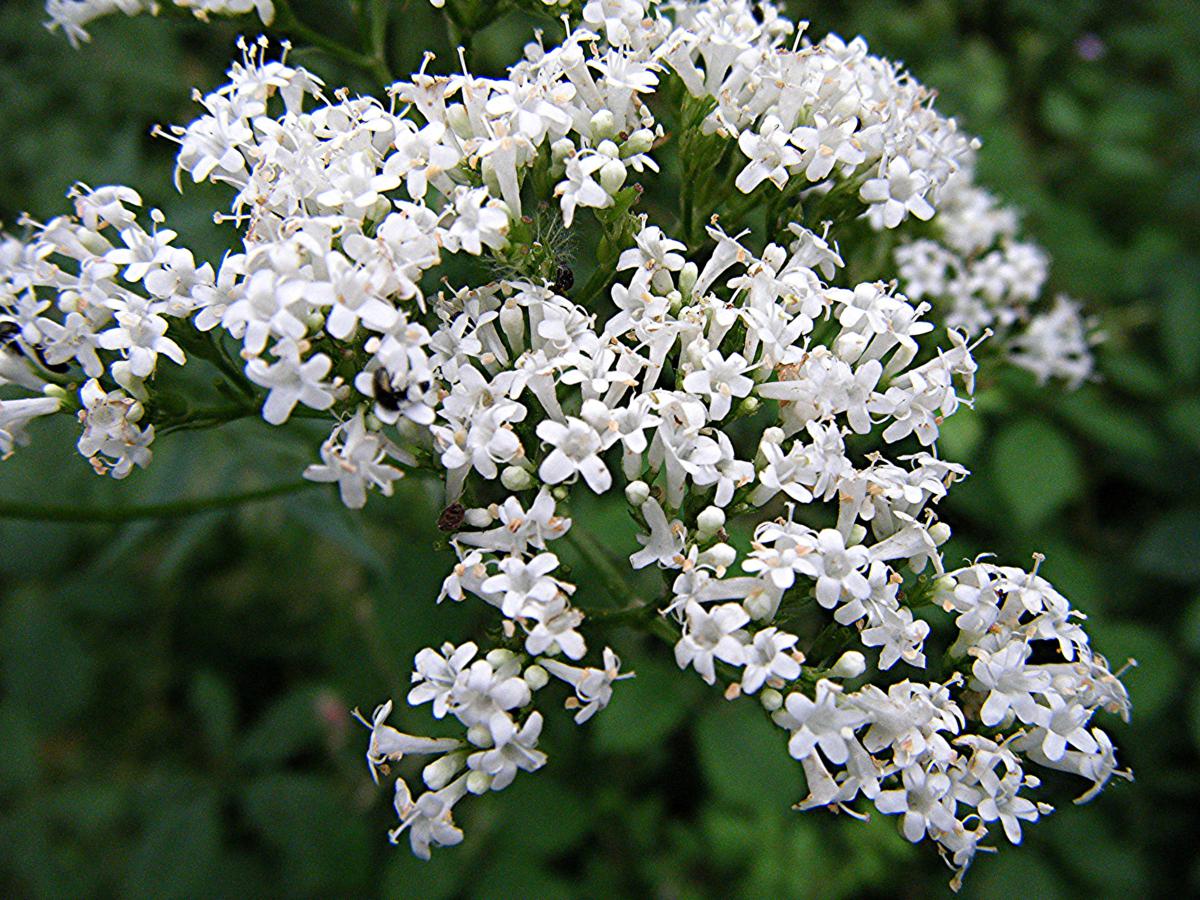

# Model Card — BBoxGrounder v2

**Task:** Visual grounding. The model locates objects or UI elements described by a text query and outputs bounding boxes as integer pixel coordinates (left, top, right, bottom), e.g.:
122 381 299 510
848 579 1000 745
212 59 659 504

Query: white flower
97 295 186 378
790 115 866 182
480 552 563 618
629 497 685 569
861 606 930 670
76 378 154 478
735 116 801 193
796 528 871 610
541 647 632 723
389 776 468 859
860 157 936 229
555 151 612 227
536 415 612 493
682 349 754 420
443 187 510 256
778 680 866 765
970 641 1052 727
0 395 61 458
303 413 405 509
467 711 548 790
674 600 749 685
874 762 958 842
245 340 337 425
741 628 801 693
355 700 461 781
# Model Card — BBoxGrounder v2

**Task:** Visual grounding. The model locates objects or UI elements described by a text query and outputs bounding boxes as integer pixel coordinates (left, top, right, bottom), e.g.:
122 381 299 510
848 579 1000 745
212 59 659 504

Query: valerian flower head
5 0 1127 884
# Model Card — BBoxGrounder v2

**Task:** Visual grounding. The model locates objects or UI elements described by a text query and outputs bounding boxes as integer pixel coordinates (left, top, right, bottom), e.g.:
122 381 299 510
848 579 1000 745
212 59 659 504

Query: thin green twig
0 480 321 523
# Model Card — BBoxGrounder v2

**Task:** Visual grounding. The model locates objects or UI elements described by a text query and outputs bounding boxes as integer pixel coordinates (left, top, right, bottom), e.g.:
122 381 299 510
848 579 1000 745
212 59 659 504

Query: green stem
0 481 320 523
274 0 387 81
585 600 653 625
367 0 394 83
157 403 259 435
565 525 637 604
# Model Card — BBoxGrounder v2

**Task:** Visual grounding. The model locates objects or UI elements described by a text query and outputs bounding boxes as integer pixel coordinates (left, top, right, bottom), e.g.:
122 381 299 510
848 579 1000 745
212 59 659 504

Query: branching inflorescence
4 0 1125 886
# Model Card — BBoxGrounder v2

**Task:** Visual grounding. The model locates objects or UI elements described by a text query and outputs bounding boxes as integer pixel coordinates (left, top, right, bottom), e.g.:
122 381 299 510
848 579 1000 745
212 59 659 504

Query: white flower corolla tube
6 0 1126 885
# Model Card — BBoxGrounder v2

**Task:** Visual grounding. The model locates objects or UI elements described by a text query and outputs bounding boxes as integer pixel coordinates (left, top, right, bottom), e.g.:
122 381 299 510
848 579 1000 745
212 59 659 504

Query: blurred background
1 0 1197 896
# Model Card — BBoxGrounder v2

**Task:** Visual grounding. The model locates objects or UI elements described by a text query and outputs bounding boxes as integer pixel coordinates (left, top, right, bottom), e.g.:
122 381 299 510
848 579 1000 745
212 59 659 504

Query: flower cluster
44 0 275 48
894 180 1099 386
4 0 1127 885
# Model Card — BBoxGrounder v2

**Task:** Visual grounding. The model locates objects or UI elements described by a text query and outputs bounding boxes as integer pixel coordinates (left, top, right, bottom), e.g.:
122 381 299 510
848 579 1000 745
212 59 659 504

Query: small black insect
372 366 402 413
0 321 22 351
552 263 574 295
437 502 466 533
1026 639 1067 665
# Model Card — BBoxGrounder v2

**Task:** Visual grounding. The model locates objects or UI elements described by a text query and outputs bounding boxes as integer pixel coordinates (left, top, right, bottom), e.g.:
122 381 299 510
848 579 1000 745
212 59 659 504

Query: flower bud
423 751 466 790
464 507 494 528
502 465 534 491
499 299 525 351
699 542 736 570
596 139 620 159
589 110 617 142
736 396 760 418
42 384 68 401
929 521 952 545
625 480 651 506
849 524 867 545
829 651 866 679
550 138 574 167
696 506 725 538
760 688 783 712
599 159 627 194
685 336 709 368
486 648 516 668
623 128 655 156
678 261 698 295
524 664 549 690
446 103 471 138
467 724 493 748
77 229 111 256
466 769 492 795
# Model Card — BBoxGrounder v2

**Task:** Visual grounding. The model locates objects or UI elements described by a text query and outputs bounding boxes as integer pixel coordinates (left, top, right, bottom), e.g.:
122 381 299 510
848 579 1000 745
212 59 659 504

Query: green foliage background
1 0 1197 896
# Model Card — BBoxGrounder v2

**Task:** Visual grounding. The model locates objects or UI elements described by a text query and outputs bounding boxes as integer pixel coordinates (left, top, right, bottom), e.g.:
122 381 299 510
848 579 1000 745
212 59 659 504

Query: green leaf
594 653 699 754
122 792 222 900
1 592 97 725
189 670 237 759
1160 264 1200 380
1135 509 1200 582
694 698 801 810
242 773 370 896
237 686 324 766
1166 397 1200 452
937 406 984 461
991 419 1084 530
0 704 39 791
1055 390 1161 461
